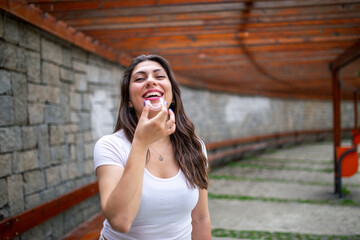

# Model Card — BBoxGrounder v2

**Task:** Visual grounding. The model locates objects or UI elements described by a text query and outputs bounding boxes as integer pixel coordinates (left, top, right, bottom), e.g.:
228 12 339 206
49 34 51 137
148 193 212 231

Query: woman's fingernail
143 100 145 106
169 108 173 112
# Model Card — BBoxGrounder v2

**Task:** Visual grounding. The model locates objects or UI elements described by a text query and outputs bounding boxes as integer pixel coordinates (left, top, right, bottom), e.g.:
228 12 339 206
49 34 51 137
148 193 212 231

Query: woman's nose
146 77 157 86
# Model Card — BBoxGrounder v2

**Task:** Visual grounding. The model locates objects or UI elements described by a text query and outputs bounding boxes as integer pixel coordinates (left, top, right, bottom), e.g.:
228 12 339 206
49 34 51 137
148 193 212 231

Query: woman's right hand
133 101 176 147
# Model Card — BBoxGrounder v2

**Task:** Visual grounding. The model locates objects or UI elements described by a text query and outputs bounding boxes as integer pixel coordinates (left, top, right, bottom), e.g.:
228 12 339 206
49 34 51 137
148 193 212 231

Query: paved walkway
209 140 360 240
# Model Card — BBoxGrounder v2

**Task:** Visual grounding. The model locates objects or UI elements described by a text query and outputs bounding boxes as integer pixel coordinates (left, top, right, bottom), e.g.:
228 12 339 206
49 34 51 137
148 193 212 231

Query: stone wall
0 10 355 239
0 11 122 239
182 88 354 142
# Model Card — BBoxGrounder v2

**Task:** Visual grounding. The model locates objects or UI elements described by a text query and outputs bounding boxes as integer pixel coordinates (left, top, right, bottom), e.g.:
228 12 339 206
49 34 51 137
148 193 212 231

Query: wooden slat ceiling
19 1 360 99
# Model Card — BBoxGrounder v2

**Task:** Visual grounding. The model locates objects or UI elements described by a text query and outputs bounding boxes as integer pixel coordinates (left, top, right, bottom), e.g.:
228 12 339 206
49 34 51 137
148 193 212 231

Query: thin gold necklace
150 141 171 162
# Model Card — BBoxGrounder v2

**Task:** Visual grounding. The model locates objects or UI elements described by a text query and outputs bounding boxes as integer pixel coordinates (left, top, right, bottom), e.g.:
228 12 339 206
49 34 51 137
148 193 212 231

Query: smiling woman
93 55 211 240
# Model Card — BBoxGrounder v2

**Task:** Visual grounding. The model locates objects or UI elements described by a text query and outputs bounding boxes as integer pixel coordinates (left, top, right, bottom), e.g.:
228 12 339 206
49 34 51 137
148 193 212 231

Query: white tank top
93 130 206 240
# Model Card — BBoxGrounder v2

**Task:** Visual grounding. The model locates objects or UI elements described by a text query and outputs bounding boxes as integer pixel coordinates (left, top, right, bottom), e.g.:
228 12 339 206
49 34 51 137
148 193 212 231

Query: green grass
227 162 334 173
209 174 333 186
209 174 360 188
212 228 360 240
245 157 333 165
208 193 360 207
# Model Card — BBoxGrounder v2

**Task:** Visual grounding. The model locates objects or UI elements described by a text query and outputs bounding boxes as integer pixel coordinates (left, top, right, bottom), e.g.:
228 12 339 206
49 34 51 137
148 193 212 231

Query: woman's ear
129 101 133 108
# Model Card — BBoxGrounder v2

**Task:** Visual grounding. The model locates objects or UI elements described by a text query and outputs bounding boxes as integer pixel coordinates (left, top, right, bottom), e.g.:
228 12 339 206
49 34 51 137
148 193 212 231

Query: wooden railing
206 129 337 163
0 182 99 240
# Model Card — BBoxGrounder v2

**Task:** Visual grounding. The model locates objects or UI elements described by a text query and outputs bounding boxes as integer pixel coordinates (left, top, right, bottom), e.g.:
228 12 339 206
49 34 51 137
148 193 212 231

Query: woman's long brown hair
114 55 208 189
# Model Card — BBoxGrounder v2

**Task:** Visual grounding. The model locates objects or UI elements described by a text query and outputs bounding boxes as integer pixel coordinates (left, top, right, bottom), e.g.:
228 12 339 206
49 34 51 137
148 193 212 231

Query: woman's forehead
132 61 165 75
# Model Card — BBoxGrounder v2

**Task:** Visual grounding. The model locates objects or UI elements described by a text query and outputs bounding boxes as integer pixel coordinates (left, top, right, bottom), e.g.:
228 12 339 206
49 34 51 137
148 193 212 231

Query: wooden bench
0 128 343 239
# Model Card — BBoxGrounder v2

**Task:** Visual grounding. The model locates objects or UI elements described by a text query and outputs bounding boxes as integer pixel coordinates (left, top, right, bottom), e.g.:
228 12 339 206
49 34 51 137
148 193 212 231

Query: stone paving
208 141 360 240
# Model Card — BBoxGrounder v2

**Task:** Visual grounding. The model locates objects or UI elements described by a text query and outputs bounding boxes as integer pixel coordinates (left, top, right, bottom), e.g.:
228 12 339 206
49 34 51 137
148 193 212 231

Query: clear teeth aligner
146 98 165 111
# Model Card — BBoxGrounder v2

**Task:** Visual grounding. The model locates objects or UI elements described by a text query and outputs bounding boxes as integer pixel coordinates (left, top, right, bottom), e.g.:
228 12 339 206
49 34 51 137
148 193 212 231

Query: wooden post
332 69 341 194
354 92 358 130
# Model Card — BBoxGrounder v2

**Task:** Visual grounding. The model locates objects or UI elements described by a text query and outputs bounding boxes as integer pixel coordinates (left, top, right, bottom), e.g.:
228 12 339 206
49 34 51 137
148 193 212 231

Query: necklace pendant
159 155 164 161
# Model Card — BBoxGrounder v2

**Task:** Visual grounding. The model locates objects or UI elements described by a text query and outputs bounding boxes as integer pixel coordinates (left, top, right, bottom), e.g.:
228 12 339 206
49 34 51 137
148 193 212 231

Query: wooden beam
61 5 360 27
32 0 360 18
330 41 360 71
0 1 132 67
0 181 99 240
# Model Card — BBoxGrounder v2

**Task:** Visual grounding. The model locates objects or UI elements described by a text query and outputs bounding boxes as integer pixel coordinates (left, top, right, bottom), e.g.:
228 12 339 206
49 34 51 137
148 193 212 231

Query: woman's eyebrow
132 71 146 77
132 68 164 77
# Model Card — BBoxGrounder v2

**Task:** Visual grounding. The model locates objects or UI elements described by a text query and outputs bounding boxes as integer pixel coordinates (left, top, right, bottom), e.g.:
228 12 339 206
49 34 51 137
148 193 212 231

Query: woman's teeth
144 92 162 98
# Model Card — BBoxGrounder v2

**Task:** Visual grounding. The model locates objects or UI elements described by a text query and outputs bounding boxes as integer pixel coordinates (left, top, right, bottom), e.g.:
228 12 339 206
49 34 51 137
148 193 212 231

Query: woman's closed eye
135 77 145 82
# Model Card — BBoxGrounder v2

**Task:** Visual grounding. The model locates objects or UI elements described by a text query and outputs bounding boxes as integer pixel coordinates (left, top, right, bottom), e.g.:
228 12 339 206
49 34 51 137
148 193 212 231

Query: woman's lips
143 96 162 101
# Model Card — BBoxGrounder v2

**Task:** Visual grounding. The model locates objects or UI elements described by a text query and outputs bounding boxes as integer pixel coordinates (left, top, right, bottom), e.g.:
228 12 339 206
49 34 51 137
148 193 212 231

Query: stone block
75 73 87 91
4 16 19 44
45 104 63 124
13 149 39 173
71 111 79 123
21 126 37 149
0 12 3 37
75 143 85 162
47 86 60 104
64 123 78 133
50 125 65 145
59 164 69 182
85 64 100 83
41 38 62 65
84 159 94 175
40 187 56 202
78 112 91 131
0 153 12 177
0 178 8 208
0 207 10 220
25 51 41 83
0 70 11 95
66 134 76 145
0 127 22 153
20 218 52 239
82 93 91 111
70 92 81 110
72 60 86 72
42 61 60 86
84 142 94 159
27 83 47 102
60 85 71 123
0 43 26 72
71 48 87 63
64 208 83 233
28 103 45 124
100 68 113 83
51 214 64 239
11 72 27 124
83 131 93 143
50 144 70 164
38 143 51 168
68 162 82 179
24 170 45 194
60 67 74 83
7 174 24 215
45 166 62 187
19 24 40 51
62 47 72 68
25 193 41 209
0 95 14 126
70 145 76 161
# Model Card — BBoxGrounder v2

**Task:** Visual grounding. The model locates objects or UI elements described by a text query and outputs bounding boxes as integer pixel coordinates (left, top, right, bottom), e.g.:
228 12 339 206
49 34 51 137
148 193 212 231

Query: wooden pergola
1 0 360 99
